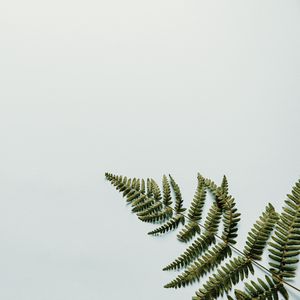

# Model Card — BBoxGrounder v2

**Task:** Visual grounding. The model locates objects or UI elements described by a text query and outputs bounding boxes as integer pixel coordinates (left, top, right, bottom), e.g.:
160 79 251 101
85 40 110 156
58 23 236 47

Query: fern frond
194 203 278 299
193 256 254 300
122 179 133 196
105 172 119 182
137 202 163 217
177 221 201 243
140 178 145 194
106 172 300 300
163 203 222 270
150 179 162 201
163 232 216 271
177 174 206 242
164 242 231 289
134 178 140 191
221 175 229 196
131 194 147 207
126 190 143 203
146 178 153 197
234 275 288 300
115 176 128 192
138 207 173 223
268 179 300 279
106 174 144 204
187 174 206 222
204 177 228 207
131 178 137 189
131 197 156 213
148 214 185 235
243 203 279 260
221 197 240 244
169 175 186 214
203 202 223 234
162 175 172 207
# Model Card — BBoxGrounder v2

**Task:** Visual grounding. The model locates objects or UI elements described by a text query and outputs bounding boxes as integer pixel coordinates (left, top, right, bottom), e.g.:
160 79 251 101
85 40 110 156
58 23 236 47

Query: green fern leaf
268 179 300 279
194 203 277 299
136 202 163 217
243 203 279 260
193 256 254 299
234 275 288 300
147 214 185 235
162 175 172 207
204 177 228 207
150 179 162 201
221 197 240 244
146 178 153 197
221 175 229 196
177 174 206 242
140 178 145 194
163 231 216 271
169 175 186 214
130 194 147 207
138 207 173 223
106 173 300 300
163 202 222 270
164 242 231 289
177 221 202 243
131 197 156 213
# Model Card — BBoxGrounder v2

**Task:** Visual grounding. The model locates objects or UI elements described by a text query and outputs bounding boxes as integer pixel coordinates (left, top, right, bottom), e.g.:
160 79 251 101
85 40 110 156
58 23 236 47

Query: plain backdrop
0 0 300 299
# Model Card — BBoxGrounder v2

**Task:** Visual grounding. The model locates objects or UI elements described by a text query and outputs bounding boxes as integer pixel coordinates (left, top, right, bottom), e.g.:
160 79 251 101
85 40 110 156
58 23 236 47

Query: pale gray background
0 0 299 299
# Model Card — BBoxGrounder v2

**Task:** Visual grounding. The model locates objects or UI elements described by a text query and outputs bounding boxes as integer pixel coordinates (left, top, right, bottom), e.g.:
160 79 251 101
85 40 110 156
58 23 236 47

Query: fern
169 175 186 214
150 178 162 201
177 174 206 242
162 174 172 207
234 275 288 300
137 176 173 223
221 175 229 196
148 214 185 235
164 242 231 289
193 204 278 299
221 197 240 244
235 180 300 299
106 172 300 300
243 203 279 260
268 179 300 279
131 197 156 213
137 202 163 217
193 256 254 299
163 202 222 271
138 207 173 223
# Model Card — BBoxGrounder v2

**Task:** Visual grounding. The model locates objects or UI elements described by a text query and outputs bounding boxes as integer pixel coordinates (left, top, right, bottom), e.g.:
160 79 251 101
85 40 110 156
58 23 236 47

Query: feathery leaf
148 214 185 236
268 179 300 279
169 175 186 214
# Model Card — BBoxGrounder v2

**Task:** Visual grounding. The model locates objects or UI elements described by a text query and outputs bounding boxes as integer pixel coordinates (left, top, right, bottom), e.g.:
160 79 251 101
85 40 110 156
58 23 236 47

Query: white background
0 0 300 299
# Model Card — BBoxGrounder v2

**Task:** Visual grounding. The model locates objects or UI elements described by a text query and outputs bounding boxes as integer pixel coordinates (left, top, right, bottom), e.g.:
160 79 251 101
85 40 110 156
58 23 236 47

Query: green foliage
169 175 186 214
162 175 172 207
221 175 229 196
193 256 254 299
138 207 173 223
221 197 240 244
105 172 300 300
243 203 279 260
234 275 288 300
193 204 276 299
268 179 300 279
177 174 206 242
148 214 185 235
234 180 300 299
164 242 231 289
163 231 217 271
